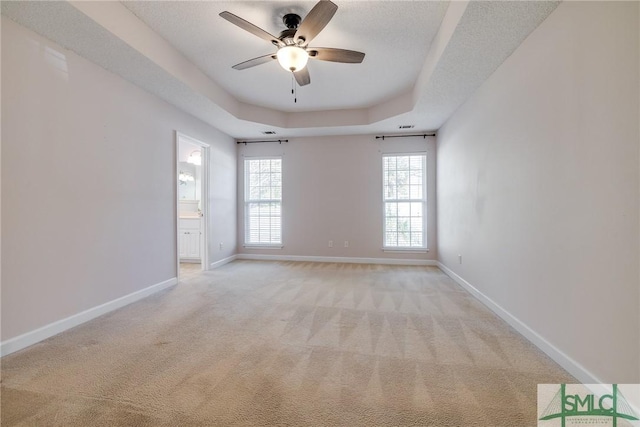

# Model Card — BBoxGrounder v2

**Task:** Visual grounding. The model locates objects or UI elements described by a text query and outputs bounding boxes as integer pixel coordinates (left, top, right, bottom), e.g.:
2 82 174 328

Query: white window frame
244 156 283 248
382 152 428 250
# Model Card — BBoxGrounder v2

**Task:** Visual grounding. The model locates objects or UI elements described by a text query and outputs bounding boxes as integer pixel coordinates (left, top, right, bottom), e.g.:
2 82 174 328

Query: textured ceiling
1 1 560 139
122 1 449 113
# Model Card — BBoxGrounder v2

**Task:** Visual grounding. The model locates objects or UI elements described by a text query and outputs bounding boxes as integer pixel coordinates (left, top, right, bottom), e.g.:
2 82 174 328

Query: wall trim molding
437 262 601 385
237 253 438 266
209 254 238 269
0 277 177 357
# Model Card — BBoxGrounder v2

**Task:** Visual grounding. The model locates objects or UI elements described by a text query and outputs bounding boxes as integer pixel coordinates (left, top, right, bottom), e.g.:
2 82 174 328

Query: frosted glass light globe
276 46 309 72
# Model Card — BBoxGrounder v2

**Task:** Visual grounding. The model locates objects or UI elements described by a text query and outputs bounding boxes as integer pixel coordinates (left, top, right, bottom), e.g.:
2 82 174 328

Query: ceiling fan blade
294 0 338 46
309 48 365 63
232 54 277 70
220 11 284 47
294 68 311 86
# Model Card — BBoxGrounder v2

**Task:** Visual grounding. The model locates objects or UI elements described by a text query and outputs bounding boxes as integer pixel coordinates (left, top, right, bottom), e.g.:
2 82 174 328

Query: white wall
437 1 639 382
237 135 437 262
1 18 236 342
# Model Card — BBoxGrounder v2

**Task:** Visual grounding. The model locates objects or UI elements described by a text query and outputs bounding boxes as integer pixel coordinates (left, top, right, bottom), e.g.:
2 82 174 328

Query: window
244 157 282 246
383 154 427 248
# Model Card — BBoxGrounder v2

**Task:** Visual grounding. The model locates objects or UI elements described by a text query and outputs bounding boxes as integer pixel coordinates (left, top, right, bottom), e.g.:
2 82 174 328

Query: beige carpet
1 261 574 426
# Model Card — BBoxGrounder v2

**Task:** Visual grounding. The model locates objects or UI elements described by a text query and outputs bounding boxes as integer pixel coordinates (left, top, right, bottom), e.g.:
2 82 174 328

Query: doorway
176 132 210 280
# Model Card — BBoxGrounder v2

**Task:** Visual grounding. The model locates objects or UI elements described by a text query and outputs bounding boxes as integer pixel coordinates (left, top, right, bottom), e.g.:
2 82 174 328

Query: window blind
383 154 426 248
245 158 282 245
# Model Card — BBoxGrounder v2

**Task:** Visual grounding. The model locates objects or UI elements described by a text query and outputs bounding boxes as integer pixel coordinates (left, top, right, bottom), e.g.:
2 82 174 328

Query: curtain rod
375 133 435 140
236 139 288 145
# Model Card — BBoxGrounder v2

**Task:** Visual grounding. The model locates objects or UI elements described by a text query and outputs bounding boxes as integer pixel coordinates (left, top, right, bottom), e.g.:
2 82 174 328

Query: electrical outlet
344 241 349 248
458 254 462 264
219 242 223 251
328 240 333 248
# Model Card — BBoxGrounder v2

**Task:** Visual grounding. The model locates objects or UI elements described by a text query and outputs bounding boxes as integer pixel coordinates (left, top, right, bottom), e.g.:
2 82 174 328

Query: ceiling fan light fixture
276 46 309 72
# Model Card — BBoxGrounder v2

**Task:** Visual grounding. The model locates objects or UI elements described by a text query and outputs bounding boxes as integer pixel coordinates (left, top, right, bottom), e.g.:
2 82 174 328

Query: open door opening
176 132 210 281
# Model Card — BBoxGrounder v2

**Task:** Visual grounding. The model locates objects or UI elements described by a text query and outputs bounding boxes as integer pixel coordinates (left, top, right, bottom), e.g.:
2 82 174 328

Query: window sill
382 248 429 253
243 245 283 250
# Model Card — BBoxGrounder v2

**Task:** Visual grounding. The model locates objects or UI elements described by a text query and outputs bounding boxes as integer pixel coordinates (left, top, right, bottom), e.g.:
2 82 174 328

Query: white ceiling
1 1 560 139
122 1 449 113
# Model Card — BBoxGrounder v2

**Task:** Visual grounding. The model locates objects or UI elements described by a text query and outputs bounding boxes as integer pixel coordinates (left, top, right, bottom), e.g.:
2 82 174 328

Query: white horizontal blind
245 158 282 245
383 154 427 248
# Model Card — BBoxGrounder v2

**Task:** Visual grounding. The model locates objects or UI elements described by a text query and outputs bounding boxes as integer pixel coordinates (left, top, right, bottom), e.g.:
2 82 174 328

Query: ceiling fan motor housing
278 28 297 43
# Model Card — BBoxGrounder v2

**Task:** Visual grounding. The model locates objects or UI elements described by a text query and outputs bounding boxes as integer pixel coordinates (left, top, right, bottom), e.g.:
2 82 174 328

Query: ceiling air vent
262 131 277 135
398 125 414 129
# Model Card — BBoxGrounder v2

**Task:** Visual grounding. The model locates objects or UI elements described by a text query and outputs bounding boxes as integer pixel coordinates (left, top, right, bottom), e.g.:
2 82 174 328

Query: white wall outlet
328 240 333 248
219 242 223 250
458 254 462 264
344 241 349 248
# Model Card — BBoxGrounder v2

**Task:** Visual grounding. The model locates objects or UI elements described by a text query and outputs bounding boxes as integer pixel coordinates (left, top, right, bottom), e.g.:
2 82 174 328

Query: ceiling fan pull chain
291 74 297 103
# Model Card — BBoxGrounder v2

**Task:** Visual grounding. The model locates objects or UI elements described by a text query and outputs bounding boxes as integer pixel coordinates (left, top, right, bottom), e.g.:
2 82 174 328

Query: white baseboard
237 253 438 266
437 262 601 385
0 277 177 357
209 254 238 269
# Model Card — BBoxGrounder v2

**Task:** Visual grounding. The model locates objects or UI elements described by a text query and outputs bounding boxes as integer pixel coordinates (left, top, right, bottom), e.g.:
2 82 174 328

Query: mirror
178 161 201 201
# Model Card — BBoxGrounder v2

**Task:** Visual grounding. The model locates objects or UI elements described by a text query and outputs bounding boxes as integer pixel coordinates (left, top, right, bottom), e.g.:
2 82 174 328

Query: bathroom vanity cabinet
179 218 201 260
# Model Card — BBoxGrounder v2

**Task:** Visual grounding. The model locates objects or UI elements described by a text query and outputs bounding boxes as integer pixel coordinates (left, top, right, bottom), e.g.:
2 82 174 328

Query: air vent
262 131 277 135
398 125 414 129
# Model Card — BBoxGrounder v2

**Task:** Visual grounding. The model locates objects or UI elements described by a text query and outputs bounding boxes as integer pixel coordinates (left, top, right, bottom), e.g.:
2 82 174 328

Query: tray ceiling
1 1 560 139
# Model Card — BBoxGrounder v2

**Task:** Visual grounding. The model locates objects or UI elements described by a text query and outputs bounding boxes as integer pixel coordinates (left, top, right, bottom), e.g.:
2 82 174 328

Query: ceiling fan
219 0 365 87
